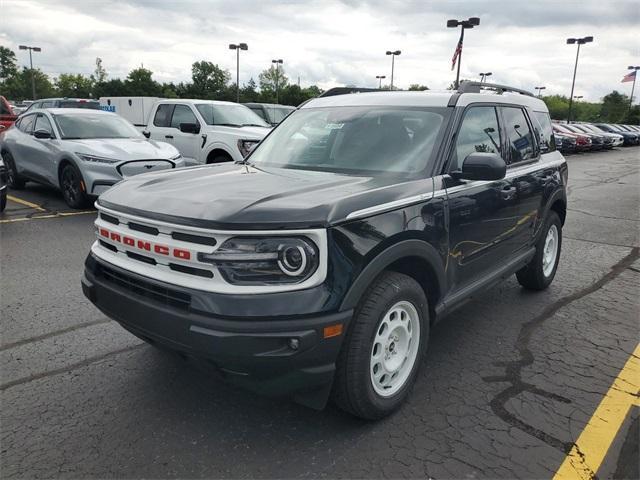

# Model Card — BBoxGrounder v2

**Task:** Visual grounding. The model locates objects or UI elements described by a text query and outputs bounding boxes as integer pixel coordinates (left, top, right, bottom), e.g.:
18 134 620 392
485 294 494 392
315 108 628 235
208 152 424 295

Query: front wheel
0 188 6 212
516 211 562 290
332 271 429 420
60 164 89 209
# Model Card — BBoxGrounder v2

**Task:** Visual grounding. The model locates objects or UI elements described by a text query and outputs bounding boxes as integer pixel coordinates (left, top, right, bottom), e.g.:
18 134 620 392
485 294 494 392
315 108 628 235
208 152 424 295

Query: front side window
153 104 174 127
53 113 142 139
170 104 198 129
502 107 535 164
250 107 267 120
249 106 448 176
452 106 501 171
18 114 36 134
196 103 269 127
532 111 556 153
34 114 54 136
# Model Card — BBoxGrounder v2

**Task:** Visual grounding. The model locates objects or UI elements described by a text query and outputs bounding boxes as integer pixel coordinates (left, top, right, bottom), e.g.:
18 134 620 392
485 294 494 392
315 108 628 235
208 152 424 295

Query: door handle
165 135 174 139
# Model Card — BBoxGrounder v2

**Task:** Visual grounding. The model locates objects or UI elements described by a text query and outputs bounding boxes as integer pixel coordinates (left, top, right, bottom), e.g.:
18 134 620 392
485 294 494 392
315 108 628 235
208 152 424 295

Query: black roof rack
318 87 380 98
458 81 534 97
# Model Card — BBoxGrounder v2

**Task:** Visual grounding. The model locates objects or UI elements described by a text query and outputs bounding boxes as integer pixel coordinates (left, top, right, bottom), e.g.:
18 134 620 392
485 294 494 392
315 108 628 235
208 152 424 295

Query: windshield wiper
215 123 242 128
242 123 268 127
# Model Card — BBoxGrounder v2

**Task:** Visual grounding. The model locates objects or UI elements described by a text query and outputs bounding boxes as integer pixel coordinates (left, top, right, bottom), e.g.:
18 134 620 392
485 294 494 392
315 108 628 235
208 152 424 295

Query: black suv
83 82 567 419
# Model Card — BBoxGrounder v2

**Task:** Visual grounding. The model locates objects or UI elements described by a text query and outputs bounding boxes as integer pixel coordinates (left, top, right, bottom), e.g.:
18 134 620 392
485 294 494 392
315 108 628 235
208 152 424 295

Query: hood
98 163 433 229
202 124 271 140
65 138 179 160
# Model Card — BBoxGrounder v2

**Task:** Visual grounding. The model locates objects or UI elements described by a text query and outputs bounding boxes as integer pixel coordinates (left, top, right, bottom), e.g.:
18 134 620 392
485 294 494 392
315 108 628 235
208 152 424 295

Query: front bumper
82 253 352 408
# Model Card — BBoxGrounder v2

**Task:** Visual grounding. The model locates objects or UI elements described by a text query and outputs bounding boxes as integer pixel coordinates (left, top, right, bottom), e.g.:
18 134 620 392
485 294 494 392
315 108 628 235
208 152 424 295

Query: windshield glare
249 106 447 175
196 103 269 127
268 107 295 124
54 114 142 139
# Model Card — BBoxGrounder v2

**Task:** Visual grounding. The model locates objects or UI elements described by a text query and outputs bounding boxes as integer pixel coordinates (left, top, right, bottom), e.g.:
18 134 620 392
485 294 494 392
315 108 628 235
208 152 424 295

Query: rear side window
452 106 502 171
170 104 198 129
153 104 175 127
501 107 535 164
533 111 556 153
19 114 36 134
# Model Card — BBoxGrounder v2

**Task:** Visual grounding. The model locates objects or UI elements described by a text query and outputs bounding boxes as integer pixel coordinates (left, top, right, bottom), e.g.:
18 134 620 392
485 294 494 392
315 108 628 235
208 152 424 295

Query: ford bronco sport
82 82 567 419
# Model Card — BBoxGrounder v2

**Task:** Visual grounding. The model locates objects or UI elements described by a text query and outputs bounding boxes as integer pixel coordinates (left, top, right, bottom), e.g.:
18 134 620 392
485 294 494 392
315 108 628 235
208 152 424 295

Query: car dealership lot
1 148 638 478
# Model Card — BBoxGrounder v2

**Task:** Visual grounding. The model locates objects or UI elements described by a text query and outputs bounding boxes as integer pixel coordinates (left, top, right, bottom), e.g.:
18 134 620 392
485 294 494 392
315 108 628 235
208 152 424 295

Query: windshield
195 103 269 127
248 106 448 176
53 113 142 139
267 107 295 124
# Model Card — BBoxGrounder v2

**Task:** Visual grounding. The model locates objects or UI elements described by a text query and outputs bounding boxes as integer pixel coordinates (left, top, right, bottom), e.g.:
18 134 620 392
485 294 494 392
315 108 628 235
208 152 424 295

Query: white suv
143 99 272 165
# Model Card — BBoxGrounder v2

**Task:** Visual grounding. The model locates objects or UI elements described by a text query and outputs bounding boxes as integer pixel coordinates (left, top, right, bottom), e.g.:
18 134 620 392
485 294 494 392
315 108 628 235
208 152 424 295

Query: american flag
451 36 463 71
621 70 636 83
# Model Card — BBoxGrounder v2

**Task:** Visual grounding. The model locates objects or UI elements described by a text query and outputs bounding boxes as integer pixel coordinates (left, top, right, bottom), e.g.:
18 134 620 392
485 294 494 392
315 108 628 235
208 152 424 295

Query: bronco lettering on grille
99 227 191 260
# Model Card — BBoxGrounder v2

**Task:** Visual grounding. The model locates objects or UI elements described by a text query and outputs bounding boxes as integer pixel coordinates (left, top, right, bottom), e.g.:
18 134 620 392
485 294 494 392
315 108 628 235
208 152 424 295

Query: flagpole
455 28 464 89
629 72 637 114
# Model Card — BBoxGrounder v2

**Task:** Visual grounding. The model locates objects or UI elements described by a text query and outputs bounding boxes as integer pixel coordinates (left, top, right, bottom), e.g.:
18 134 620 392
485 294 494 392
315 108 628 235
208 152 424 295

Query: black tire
4 152 26 189
0 188 6 212
516 211 562 290
332 271 429 420
207 153 233 164
59 163 89 209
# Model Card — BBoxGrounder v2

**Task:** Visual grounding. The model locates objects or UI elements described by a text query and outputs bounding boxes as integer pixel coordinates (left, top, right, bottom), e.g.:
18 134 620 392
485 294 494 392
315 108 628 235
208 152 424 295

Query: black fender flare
339 239 446 312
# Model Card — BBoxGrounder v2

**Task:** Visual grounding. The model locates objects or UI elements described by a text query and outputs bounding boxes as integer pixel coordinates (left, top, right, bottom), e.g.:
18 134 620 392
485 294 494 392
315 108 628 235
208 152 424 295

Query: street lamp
18 45 42 100
229 43 248 103
479 72 492 83
385 50 401 90
566 35 593 123
375 75 386 89
447 17 480 89
627 66 640 113
573 95 583 100
271 59 283 104
535 86 546 97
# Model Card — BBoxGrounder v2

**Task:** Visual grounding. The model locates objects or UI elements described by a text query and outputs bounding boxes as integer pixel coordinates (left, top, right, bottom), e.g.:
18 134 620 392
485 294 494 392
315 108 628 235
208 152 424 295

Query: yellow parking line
553 343 640 480
0 210 95 224
7 195 46 211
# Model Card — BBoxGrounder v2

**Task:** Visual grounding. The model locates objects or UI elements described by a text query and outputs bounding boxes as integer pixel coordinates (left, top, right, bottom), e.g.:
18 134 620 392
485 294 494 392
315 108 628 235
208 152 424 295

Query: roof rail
458 81 534 97
318 87 380 98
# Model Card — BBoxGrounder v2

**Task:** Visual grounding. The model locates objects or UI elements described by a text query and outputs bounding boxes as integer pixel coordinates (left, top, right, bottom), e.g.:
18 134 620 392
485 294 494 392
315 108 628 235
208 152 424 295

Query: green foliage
55 73 94 98
259 65 289 102
191 61 230 99
408 84 429 91
125 67 161 96
2 67 55 100
0 46 18 81
600 90 630 124
94 57 107 83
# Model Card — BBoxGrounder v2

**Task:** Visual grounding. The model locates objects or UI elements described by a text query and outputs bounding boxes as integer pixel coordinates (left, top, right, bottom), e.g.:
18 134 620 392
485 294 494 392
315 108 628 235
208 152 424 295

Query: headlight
237 139 259 158
77 153 118 164
198 236 319 285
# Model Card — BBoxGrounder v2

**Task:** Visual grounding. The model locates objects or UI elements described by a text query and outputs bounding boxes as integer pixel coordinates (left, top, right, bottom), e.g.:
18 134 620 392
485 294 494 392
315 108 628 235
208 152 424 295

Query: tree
191 61 230 99
94 57 107 83
600 91 630 123
408 84 429 91
55 73 94 97
543 95 570 121
124 67 161 96
259 65 289 102
3 67 55 100
0 46 18 82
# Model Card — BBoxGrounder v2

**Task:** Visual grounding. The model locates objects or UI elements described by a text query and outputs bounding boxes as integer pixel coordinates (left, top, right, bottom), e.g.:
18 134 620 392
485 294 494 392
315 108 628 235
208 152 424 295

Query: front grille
97 263 191 310
129 222 159 236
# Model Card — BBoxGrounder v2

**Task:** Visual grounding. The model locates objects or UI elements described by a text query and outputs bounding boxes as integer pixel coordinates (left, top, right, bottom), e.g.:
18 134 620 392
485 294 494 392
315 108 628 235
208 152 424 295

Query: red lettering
99 228 109 238
110 232 121 242
137 240 151 251
154 244 169 255
123 236 135 246
173 249 191 260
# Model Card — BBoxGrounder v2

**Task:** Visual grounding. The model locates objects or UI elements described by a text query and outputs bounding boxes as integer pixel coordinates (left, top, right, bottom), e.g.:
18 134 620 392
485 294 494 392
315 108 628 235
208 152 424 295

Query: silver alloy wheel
370 300 420 397
542 224 559 277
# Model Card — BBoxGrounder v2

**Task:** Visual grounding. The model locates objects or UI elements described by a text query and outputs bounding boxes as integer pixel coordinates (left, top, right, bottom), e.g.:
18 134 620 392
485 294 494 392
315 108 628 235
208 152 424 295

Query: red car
553 124 592 151
0 96 17 131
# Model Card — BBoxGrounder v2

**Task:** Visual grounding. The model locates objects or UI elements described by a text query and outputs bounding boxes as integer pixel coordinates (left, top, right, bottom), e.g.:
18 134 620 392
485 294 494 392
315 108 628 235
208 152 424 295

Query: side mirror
142 130 150 138
33 129 52 139
453 152 506 181
179 122 200 134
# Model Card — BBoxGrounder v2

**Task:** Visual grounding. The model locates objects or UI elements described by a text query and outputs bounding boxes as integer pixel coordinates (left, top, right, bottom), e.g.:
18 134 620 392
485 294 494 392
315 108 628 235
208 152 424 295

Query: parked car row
553 121 640 153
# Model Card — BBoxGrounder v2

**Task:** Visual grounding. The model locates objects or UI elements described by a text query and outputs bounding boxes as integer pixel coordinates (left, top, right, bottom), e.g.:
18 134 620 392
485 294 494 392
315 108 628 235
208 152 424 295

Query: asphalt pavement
1 148 638 479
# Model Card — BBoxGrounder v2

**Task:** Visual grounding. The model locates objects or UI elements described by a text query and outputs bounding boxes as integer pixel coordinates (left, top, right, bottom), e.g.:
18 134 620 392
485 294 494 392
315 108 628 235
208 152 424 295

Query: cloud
1 0 638 101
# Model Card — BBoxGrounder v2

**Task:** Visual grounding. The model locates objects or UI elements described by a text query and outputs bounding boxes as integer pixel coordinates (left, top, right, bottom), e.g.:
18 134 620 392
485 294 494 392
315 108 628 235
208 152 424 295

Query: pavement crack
0 319 113 352
483 246 640 451
567 207 639 222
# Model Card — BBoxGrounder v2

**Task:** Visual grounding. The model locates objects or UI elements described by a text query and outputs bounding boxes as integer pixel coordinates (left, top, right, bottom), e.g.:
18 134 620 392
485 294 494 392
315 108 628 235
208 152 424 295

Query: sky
1 0 638 102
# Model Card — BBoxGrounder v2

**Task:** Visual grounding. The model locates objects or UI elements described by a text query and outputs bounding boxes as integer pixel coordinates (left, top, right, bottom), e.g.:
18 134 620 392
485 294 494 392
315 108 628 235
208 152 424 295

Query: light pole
375 75 386 89
566 35 593 123
18 45 41 100
385 50 401 90
573 95 583 100
229 43 248 103
479 72 492 83
271 59 283 104
626 66 640 113
535 86 546 97
447 17 480 89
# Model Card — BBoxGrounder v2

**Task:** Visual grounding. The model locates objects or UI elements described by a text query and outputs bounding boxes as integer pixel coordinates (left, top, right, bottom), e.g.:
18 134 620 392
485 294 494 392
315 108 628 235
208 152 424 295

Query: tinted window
533 111 556 153
170 104 198 129
19 114 36 134
34 114 53 136
452 106 501 171
249 107 447 175
502 107 535 164
153 104 175 127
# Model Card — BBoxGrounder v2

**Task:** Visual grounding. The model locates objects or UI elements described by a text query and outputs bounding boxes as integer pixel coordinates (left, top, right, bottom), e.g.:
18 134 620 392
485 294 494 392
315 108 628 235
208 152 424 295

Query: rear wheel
207 152 233 164
516 211 562 290
60 164 89 209
332 271 429 419
4 152 26 189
